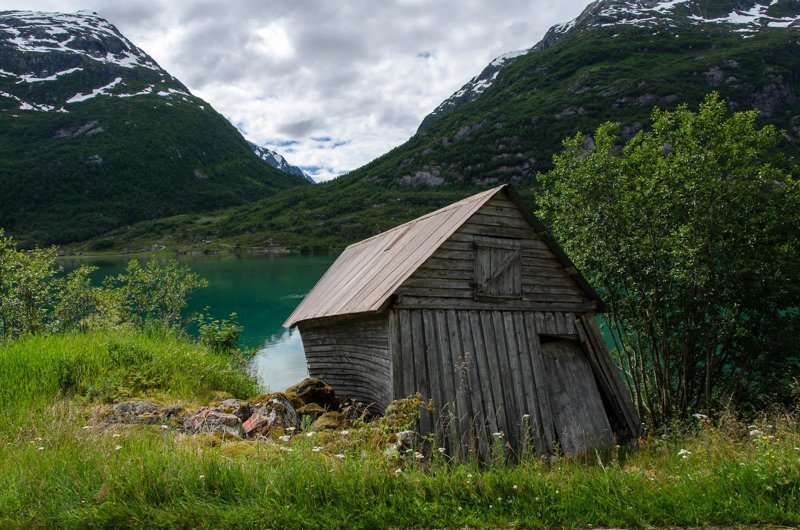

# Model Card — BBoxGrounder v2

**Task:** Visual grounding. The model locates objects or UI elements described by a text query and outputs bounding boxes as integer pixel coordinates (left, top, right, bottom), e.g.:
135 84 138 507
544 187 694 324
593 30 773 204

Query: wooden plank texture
540 338 614 455
300 314 392 411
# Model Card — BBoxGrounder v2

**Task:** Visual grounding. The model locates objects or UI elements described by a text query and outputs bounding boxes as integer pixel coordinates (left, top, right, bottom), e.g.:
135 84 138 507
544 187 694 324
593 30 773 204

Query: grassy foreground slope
1 329 798 528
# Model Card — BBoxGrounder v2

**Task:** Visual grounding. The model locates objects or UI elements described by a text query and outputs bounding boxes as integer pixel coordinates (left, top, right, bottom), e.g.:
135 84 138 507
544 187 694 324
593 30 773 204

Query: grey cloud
277 118 323 138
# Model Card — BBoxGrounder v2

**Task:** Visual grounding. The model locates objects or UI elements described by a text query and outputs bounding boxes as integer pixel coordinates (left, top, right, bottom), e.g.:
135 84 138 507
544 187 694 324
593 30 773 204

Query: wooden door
540 338 613 455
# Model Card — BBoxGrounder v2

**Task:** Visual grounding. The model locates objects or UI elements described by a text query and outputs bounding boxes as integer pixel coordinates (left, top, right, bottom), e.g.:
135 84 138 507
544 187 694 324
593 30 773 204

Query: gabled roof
284 184 601 327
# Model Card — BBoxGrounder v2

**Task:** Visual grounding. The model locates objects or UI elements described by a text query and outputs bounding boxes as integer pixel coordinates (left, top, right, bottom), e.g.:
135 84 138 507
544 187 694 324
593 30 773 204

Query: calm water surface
60 254 335 391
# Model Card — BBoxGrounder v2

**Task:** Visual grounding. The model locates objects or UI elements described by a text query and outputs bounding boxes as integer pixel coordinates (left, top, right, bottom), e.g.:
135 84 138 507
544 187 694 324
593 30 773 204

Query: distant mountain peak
249 142 314 183
0 10 189 112
574 0 800 31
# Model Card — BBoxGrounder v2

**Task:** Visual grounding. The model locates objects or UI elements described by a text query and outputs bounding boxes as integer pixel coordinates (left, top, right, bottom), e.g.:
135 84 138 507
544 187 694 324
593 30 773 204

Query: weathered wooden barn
284 184 641 457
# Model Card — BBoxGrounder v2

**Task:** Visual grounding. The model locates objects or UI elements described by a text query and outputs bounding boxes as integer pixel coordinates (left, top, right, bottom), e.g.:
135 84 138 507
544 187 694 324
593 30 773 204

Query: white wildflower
286 427 296 432
112 433 121 438
37 446 44 451
161 425 169 430
677 448 691 459
339 430 350 436
414 452 424 460
280 446 293 452
749 429 763 437
278 435 291 442
436 447 446 454
513 484 518 490
198 475 205 480
334 453 345 459
312 446 323 453
306 431 315 437
691 413 708 420
492 432 505 439
114 445 122 451
458 506 463 511
467 473 473 479
394 468 403 475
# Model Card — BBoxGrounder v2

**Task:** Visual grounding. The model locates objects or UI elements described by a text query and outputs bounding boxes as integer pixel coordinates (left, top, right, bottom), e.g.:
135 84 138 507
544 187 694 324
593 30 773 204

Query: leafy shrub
196 311 243 353
0 230 209 340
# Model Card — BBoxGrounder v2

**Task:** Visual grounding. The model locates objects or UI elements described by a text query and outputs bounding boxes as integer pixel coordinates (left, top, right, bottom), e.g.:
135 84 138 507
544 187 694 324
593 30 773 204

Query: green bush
538 93 800 423
196 311 243 353
0 230 208 339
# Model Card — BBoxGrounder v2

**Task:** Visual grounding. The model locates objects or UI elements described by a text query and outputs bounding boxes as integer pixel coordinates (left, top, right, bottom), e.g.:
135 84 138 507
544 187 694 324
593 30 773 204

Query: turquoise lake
60 254 336 392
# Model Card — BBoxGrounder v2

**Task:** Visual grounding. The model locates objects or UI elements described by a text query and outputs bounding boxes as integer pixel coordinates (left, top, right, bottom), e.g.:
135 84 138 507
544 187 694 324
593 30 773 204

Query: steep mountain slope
359 0 800 190
70 0 800 254
249 142 314 183
0 10 308 246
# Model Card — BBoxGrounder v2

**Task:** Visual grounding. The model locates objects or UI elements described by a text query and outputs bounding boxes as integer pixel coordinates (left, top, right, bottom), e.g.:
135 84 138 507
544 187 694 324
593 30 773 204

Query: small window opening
473 236 522 299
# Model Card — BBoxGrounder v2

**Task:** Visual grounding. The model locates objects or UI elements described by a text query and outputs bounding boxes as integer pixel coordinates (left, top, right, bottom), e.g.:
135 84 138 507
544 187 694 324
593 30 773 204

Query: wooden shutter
473 236 522 299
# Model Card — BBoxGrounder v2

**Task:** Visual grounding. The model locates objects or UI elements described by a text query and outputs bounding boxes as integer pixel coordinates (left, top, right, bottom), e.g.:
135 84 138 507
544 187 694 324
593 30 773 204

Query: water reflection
251 328 309 392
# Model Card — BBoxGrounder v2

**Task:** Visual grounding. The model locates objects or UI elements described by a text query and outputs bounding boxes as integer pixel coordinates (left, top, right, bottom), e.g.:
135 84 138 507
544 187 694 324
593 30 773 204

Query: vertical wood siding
300 314 392 411
391 308 604 458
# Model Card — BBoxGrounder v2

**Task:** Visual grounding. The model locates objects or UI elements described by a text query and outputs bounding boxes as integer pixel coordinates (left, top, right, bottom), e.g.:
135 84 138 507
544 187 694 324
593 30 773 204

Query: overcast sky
5 0 590 181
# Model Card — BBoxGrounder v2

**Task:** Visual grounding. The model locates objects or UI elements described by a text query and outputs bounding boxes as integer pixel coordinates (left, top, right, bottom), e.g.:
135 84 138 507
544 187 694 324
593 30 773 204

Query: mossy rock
248 392 273 405
310 411 346 431
297 403 325 418
286 378 336 409
284 391 305 410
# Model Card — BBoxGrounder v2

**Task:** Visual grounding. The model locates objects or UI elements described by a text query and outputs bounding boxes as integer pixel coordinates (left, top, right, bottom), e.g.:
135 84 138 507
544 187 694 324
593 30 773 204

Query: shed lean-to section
285 184 641 458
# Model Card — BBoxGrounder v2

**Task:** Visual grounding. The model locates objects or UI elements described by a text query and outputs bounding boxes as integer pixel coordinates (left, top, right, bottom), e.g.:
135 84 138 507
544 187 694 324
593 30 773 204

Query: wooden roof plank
283 184 602 327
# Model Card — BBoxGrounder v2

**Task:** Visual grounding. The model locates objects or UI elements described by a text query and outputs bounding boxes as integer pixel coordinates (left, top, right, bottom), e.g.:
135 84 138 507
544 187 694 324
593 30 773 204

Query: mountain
0 10 308 247
249 142 314 183
63 0 800 254
364 0 800 190
422 0 800 129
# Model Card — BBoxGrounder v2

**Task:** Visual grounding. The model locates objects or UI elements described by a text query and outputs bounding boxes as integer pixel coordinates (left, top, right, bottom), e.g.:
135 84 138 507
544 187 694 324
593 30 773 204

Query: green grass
0 330 258 430
0 330 798 528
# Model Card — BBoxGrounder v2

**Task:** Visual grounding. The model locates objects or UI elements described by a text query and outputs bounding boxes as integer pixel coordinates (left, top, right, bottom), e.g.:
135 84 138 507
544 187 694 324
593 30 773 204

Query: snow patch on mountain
688 2 800 30
0 10 190 112
0 10 160 70
66 77 122 104
587 0 800 30
18 67 83 83
249 142 314 183
422 47 530 125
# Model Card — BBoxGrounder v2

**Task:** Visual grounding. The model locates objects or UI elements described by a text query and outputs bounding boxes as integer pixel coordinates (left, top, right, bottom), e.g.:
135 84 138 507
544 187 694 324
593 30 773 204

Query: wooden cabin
284 184 641 457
